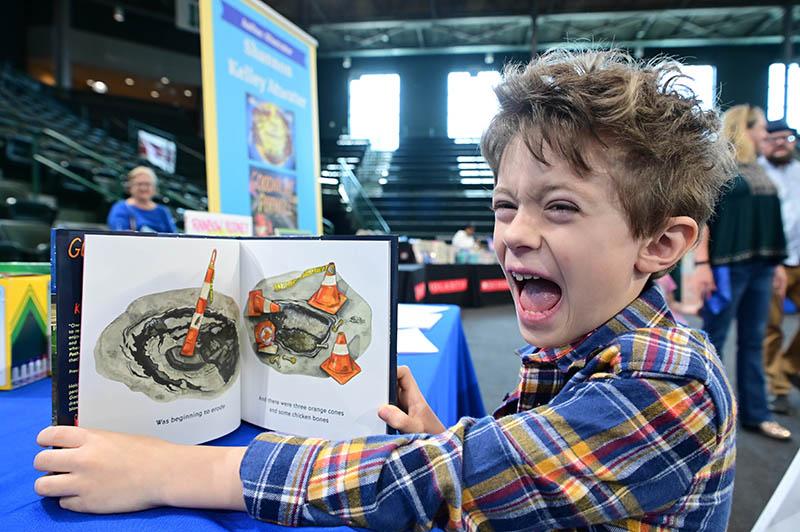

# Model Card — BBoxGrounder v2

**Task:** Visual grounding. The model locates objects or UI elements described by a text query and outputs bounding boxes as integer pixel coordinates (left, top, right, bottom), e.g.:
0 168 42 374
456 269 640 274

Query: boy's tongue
519 278 562 313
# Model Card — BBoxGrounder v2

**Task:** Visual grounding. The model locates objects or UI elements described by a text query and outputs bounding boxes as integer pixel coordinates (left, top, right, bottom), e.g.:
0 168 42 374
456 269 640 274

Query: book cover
50 230 127 425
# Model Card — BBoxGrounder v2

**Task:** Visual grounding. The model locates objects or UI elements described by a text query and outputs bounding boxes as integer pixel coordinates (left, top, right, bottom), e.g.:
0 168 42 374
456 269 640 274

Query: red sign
414 282 426 302
428 278 468 295
480 278 510 293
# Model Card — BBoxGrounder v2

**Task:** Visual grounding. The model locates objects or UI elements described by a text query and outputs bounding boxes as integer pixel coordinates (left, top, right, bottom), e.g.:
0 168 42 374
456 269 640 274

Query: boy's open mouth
509 271 562 313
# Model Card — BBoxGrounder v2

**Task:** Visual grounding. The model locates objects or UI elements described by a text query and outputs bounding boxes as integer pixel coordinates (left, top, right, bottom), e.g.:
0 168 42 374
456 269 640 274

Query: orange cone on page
320 331 361 385
246 290 281 317
181 249 216 357
308 262 347 314
255 319 278 354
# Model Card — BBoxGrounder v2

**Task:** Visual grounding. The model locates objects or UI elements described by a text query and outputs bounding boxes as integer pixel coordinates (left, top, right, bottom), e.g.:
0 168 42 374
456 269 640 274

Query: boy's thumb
378 404 414 433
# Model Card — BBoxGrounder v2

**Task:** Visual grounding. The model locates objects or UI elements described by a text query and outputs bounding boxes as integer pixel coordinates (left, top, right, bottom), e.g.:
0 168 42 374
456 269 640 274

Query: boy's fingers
378 404 416 433
37 426 87 449
58 495 84 513
34 473 80 498
397 366 421 394
34 448 81 473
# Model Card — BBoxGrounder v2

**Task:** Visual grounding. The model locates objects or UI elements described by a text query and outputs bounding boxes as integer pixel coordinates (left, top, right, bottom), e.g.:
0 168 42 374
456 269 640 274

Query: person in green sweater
693 104 791 440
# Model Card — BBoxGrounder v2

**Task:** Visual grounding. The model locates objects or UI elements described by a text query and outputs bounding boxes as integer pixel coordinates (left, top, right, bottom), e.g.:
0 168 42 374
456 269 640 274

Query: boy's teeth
511 272 541 281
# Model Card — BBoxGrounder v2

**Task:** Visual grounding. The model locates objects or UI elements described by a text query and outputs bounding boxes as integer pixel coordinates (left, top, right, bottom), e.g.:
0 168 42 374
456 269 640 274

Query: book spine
50 229 58 423
51 230 84 426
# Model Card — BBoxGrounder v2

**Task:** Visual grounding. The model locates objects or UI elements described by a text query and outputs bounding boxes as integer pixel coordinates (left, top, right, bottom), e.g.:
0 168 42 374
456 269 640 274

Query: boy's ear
635 216 699 274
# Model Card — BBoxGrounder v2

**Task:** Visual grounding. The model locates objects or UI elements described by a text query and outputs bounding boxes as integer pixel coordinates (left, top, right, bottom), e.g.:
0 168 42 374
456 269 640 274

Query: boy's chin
518 325 572 350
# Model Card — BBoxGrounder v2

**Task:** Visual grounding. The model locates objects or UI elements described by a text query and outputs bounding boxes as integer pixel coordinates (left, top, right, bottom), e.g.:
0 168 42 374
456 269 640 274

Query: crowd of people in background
689 109 799 441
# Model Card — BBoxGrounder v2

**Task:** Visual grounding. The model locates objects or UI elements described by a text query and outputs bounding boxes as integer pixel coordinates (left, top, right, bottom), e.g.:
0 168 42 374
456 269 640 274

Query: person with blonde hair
693 104 790 440
107 166 177 233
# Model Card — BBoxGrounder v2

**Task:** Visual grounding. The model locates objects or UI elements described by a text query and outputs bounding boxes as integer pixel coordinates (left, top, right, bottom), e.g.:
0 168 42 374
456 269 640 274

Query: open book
51 229 397 444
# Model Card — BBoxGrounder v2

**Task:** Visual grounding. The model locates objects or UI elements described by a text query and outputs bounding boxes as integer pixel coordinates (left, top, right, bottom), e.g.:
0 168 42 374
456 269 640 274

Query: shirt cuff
240 432 325 525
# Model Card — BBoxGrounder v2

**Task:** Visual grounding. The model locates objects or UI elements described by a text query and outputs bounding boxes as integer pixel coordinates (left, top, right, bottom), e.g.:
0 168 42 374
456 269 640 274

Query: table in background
398 263 512 307
1 305 484 531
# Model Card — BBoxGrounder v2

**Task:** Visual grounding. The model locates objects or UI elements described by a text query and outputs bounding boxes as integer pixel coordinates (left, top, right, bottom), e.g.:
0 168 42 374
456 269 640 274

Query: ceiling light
90 80 108 94
150 90 160 98
113 6 125 22
342 56 351 69
160 76 170 85
124 77 134 86
86 79 94 86
484 52 494 64
183 89 192 97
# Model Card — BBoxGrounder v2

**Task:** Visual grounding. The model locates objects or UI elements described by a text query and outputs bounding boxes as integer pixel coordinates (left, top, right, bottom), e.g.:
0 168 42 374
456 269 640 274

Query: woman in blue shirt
107 166 177 233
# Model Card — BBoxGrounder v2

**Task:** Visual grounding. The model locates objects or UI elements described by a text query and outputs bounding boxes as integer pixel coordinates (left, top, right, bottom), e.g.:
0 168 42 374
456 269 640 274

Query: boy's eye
547 201 579 213
491 201 516 213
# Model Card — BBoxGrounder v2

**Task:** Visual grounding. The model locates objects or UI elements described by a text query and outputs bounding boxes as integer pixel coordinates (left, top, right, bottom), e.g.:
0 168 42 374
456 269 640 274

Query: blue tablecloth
1 305 485 531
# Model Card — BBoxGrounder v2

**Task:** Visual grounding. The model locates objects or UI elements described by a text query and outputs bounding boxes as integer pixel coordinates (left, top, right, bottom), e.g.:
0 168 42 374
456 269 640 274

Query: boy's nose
503 212 542 251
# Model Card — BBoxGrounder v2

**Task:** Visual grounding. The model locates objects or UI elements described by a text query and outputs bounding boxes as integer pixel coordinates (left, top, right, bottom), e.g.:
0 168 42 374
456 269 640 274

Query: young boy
34 49 737 530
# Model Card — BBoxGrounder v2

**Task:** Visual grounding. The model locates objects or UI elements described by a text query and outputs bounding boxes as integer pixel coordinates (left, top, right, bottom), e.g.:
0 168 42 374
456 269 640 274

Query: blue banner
200 0 320 235
220 1 306 67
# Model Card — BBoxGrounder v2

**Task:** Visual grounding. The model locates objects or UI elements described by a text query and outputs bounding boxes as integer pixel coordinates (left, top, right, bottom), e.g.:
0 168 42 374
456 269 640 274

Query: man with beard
761 119 800 415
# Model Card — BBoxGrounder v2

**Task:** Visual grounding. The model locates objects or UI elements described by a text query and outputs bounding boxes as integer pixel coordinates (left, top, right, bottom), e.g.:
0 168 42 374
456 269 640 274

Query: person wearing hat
760 119 800 414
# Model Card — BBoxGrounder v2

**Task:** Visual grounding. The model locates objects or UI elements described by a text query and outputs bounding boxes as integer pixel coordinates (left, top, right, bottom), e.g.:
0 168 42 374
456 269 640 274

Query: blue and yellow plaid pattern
241 284 736 531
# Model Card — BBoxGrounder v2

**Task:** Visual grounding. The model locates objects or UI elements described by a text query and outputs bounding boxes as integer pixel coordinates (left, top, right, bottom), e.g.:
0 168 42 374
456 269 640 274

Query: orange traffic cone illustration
255 319 278 354
320 331 361 385
308 262 347 314
181 249 216 357
246 290 281 317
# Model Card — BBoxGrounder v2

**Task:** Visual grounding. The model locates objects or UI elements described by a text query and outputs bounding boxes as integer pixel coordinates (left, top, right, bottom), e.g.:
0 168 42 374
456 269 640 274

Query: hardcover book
51 229 397 444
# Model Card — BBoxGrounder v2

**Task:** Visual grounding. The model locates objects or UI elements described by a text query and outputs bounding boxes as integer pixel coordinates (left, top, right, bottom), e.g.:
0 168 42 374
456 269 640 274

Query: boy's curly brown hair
481 49 736 240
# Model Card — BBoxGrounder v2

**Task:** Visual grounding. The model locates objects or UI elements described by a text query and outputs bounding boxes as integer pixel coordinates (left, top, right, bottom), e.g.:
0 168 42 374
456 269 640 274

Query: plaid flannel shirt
240 284 736 531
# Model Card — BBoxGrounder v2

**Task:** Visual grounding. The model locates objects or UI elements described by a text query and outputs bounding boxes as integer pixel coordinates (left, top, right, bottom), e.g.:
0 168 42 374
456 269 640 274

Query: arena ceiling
82 1 800 57
305 5 800 57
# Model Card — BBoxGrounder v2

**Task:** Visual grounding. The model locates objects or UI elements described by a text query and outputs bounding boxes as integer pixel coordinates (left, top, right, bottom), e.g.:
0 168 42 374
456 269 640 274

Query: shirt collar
516 282 677 372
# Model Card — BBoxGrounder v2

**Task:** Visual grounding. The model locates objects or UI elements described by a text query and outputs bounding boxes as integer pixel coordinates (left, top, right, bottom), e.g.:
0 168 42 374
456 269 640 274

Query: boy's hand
34 425 246 514
692 263 716 300
34 425 173 513
378 366 446 435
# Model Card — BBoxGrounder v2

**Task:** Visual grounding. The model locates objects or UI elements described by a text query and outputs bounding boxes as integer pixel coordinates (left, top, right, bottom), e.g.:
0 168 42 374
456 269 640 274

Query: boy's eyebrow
530 181 587 200
492 178 590 199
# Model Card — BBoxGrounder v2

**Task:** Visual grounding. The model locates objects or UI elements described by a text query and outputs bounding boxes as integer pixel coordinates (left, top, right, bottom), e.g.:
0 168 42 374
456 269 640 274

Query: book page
239 238 393 440
78 234 242 445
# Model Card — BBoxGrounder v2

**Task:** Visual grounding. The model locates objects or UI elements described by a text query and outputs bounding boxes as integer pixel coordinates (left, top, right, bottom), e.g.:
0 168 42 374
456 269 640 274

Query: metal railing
337 157 390 234
32 153 118 202
31 128 203 210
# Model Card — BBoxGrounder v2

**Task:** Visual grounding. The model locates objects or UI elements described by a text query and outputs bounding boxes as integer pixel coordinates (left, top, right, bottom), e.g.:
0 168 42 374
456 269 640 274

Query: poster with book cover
51 229 397 445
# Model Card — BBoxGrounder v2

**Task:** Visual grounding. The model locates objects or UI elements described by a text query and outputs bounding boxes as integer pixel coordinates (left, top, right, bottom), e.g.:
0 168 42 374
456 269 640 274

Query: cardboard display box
0 270 49 390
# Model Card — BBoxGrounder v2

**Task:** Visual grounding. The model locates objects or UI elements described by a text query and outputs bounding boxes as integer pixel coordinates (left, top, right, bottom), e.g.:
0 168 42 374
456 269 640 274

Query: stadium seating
365 137 494 239
0 65 207 231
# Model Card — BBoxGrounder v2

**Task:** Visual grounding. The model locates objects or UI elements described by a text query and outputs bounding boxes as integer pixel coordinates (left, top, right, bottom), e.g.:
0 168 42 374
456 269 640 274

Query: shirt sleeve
240 376 719 530
107 201 132 230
